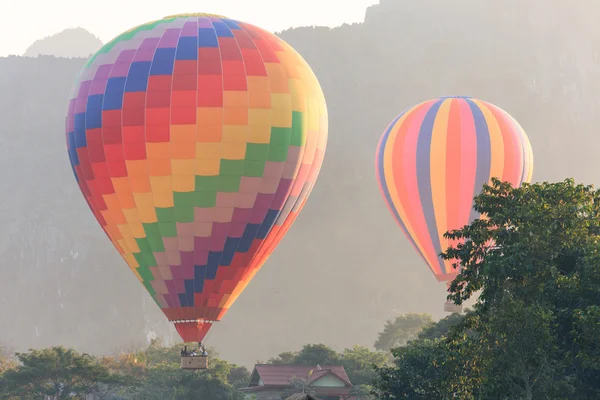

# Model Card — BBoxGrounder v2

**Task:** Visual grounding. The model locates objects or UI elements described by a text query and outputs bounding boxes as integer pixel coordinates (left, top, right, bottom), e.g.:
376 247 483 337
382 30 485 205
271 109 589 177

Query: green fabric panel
245 143 270 161
195 176 219 192
220 159 244 176
290 111 306 146
142 223 165 252
218 176 241 192
175 207 194 222
243 160 266 177
156 207 176 222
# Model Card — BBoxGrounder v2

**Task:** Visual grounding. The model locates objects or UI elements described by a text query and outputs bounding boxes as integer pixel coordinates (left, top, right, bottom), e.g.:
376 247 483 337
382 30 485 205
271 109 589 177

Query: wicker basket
444 301 463 313
181 356 208 369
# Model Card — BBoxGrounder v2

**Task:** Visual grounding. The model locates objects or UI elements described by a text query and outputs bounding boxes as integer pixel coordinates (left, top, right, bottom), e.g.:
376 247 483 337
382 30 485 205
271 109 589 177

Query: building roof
249 364 352 387
285 394 320 400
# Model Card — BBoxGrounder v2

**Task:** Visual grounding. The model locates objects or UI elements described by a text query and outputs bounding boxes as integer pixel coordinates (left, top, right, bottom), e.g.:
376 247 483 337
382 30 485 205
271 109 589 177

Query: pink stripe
149 266 163 280
210 223 229 251
158 28 181 48
180 251 193 267
249 193 274 224
116 49 136 63
263 161 284 177
181 264 194 279
216 192 237 207
194 250 209 265
134 43 159 62
194 236 211 250
66 100 75 131
232 207 252 222
164 293 177 308
458 99 477 227
174 279 185 293
502 113 525 185
181 21 197 36
95 64 112 79
239 177 262 192
194 208 214 222
198 17 213 28
229 222 247 237
74 81 92 113
271 179 293 209
170 265 182 279
109 62 132 77
306 149 324 182
290 164 310 196
165 280 177 294
88 78 108 95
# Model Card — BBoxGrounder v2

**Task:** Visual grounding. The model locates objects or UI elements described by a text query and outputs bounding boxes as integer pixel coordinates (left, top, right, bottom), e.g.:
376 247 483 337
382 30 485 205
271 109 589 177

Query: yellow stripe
429 99 450 264
473 100 505 181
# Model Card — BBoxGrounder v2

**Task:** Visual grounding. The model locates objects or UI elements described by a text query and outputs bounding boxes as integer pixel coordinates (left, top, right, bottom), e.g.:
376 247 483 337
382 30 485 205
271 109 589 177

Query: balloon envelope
65 13 328 342
375 96 533 282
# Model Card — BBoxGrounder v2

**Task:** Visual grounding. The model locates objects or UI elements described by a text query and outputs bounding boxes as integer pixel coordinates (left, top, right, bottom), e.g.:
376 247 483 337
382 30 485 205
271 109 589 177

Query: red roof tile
251 364 352 387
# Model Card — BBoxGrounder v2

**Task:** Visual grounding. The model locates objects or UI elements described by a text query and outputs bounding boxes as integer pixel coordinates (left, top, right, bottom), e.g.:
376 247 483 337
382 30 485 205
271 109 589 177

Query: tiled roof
251 364 352 386
285 394 320 400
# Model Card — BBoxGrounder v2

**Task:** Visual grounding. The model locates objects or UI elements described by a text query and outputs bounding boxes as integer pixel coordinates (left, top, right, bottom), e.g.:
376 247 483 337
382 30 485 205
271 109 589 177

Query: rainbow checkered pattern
65 13 328 342
376 97 533 282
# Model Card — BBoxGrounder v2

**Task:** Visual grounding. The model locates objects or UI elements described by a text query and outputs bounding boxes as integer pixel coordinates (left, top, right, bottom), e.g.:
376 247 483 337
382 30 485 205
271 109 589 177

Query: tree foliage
0 342 17 375
0 346 135 399
374 313 433 351
374 179 600 399
0 340 249 400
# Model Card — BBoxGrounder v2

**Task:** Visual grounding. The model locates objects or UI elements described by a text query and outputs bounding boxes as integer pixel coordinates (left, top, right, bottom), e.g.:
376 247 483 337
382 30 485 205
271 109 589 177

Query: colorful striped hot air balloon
65 13 328 343
375 96 533 311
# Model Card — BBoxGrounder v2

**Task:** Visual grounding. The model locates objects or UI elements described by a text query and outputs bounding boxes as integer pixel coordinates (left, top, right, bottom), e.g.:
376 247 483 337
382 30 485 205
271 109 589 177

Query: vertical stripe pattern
375 96 533 281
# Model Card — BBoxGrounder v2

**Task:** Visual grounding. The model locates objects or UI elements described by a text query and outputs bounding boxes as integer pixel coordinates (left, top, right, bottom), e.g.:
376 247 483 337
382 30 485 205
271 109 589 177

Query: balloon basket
181 355 208 370
444 301 462 313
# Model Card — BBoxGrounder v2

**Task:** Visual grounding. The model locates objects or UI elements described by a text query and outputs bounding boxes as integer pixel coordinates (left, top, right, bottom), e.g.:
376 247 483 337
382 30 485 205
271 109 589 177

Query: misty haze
1 0 599 399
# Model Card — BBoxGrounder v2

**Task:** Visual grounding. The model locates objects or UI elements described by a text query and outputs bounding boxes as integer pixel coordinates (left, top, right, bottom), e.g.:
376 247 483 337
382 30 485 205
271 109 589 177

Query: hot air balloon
65 13 328 359
375 96 533 312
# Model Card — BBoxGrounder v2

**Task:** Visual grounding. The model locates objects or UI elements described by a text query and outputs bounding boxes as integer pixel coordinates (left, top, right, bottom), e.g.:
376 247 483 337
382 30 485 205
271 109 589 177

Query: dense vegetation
373 179 600 400
2 179 599 399
0 340 249 400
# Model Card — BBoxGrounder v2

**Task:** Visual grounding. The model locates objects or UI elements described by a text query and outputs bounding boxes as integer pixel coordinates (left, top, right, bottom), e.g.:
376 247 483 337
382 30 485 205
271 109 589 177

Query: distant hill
23 27 103 58
1 0 600 367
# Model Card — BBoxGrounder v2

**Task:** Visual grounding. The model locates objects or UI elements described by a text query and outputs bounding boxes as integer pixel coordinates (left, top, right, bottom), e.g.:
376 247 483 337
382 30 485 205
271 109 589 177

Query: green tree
349 384 375 400
293 344 341 366
415 312 466 342
374 179 600 399
374 319 487 400
133 362 243 400
340 345 388 386
374 313 433 351
441 179 600 398
373 339 447 400
266 351 298 365
0 342 17 374
0 346 136 399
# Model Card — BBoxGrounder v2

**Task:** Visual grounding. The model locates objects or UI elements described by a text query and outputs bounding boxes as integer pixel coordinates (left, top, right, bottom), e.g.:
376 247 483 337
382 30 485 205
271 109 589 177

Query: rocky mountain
23 27 103 58
1 0 600 366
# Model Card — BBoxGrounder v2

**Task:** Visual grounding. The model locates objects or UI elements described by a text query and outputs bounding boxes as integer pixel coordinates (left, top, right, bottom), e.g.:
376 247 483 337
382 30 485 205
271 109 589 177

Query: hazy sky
1 0 377 56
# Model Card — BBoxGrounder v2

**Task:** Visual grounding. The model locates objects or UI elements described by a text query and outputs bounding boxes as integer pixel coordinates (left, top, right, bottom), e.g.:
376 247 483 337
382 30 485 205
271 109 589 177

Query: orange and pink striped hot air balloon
375 96 533 312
